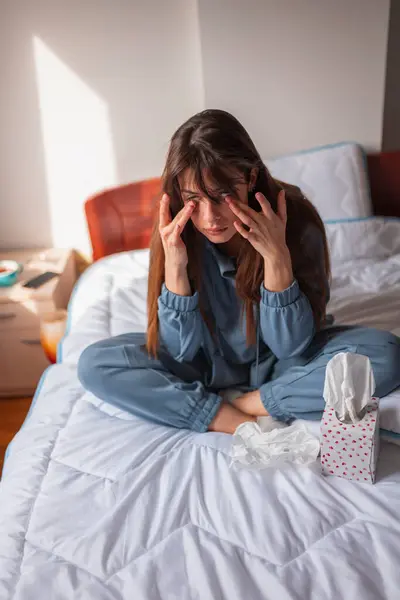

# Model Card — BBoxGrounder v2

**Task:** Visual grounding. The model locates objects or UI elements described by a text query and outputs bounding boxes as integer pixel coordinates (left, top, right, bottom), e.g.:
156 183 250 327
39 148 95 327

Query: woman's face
178 168 257 244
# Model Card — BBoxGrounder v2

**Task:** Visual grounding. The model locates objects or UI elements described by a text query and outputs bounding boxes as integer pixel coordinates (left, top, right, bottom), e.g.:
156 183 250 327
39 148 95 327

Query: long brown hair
147 109 330 357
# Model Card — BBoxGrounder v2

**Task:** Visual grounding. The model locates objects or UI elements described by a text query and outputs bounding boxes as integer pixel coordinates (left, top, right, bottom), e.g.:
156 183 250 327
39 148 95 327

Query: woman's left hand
225 190 294 292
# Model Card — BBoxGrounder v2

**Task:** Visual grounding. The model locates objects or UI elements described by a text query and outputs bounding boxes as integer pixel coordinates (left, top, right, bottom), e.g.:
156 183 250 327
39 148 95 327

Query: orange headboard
366 151 400 218
85 177 161 261
85 150 400 261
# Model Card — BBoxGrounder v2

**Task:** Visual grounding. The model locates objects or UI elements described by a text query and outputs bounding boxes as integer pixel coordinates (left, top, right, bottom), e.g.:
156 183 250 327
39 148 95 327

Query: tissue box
320 398 380 484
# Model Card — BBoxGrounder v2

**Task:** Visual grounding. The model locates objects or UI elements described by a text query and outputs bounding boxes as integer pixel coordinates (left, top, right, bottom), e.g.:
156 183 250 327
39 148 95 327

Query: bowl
0 260 23 287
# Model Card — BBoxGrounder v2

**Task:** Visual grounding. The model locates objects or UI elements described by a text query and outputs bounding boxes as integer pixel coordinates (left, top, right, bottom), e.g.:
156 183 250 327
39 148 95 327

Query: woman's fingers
159 194 172 229
160 200 195 238
171 222 182 245
255 192 274 219
225 197 257 228
233 220 251 239
164 203 195 238
175 202 195 230
276 190 287 224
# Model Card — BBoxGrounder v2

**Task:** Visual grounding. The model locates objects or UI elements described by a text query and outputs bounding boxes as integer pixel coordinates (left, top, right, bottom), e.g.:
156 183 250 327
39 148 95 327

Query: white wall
197 0 391 158
0 0 203 253
0 0 392 253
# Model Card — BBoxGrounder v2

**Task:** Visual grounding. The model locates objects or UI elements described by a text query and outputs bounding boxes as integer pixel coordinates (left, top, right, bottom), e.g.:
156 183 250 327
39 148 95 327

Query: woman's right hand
159 194 195 270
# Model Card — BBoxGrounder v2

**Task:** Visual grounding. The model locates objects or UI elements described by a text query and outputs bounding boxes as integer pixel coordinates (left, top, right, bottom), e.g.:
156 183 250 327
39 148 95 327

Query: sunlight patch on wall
33 36 117 255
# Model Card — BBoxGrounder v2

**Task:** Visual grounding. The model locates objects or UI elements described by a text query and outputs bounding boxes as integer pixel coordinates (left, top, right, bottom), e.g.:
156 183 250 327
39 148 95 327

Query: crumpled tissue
320 352 380 483
231 418 320 470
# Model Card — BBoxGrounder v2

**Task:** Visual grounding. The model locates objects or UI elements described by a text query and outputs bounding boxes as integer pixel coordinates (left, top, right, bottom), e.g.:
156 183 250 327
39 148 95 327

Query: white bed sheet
1 220 400 600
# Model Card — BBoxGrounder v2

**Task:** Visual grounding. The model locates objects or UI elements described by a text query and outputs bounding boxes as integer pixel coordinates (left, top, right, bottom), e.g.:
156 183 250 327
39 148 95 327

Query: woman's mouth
205 227 228 235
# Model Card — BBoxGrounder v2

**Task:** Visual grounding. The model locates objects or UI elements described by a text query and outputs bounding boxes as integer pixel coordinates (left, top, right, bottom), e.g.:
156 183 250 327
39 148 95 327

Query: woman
78 110 400 434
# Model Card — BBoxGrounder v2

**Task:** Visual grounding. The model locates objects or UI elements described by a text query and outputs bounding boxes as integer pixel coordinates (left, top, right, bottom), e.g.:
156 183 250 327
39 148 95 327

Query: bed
1 144 400 599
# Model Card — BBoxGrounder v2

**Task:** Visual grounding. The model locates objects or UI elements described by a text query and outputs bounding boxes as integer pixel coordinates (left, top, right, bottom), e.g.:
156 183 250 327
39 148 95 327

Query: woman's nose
203 200 221 223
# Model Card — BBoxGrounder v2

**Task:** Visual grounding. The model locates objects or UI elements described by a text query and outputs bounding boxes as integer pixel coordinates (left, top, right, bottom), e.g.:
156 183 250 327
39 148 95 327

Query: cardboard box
320 398 380 484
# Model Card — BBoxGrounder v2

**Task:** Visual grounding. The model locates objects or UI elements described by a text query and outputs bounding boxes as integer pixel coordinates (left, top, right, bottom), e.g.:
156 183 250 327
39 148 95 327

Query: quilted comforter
1 218 400 600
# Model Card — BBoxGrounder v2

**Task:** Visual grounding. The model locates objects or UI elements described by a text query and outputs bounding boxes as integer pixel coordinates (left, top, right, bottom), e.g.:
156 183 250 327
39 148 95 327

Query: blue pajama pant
77 327 400 433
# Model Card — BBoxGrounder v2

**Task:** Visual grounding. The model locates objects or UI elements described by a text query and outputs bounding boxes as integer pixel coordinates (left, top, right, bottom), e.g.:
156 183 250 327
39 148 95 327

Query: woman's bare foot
230 389 269 417
208 403 256 434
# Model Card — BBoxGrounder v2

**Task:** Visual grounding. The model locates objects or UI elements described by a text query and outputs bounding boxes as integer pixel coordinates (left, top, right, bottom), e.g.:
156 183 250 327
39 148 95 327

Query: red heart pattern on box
320 398 379 484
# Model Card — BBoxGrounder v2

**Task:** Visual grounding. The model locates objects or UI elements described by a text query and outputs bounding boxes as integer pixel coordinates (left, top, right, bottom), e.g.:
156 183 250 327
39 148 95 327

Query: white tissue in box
320 399 380 483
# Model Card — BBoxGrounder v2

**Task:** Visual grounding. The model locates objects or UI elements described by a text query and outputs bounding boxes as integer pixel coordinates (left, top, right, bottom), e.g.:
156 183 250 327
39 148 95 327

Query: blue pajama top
157 226 328 390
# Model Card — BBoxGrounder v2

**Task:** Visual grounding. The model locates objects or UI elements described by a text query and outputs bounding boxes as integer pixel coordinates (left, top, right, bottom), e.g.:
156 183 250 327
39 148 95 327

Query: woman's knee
354 329 400 357
78 335 142 388
355 330 400 394
320 326 398 355
341 328 400 368
371 331 400 374
387 336 400 373
77 340 114 393
361 328 400 347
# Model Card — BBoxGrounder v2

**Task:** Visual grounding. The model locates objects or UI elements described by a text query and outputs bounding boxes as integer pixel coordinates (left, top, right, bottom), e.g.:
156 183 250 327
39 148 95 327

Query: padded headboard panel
85 178 161 261
366 151 400 218
85 151 400 261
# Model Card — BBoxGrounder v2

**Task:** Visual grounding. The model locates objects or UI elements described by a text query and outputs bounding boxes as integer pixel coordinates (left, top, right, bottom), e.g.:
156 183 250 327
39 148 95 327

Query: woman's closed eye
216 187 242 199
209 189 235 201
183 190 234 204
184 196 200 205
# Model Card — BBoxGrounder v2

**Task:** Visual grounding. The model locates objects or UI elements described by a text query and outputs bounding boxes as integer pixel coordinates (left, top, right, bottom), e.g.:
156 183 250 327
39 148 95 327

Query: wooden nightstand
0 248 86 397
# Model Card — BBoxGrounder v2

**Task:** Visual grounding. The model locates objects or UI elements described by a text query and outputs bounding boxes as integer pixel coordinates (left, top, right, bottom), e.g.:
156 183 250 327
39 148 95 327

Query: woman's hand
225 191 294 292
159 194 195 295
159 194 195 270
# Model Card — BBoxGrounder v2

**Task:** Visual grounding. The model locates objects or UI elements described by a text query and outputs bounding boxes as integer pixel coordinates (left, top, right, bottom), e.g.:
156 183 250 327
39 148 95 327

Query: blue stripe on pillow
325 216 400 225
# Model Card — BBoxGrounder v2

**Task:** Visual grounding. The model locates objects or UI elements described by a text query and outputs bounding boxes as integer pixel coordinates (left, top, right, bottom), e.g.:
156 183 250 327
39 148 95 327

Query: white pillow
265 142 372 221
326 217 400 267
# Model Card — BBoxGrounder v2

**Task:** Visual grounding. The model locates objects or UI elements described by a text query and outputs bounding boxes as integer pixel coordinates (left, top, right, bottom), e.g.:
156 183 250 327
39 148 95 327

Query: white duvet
1 218 400 600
